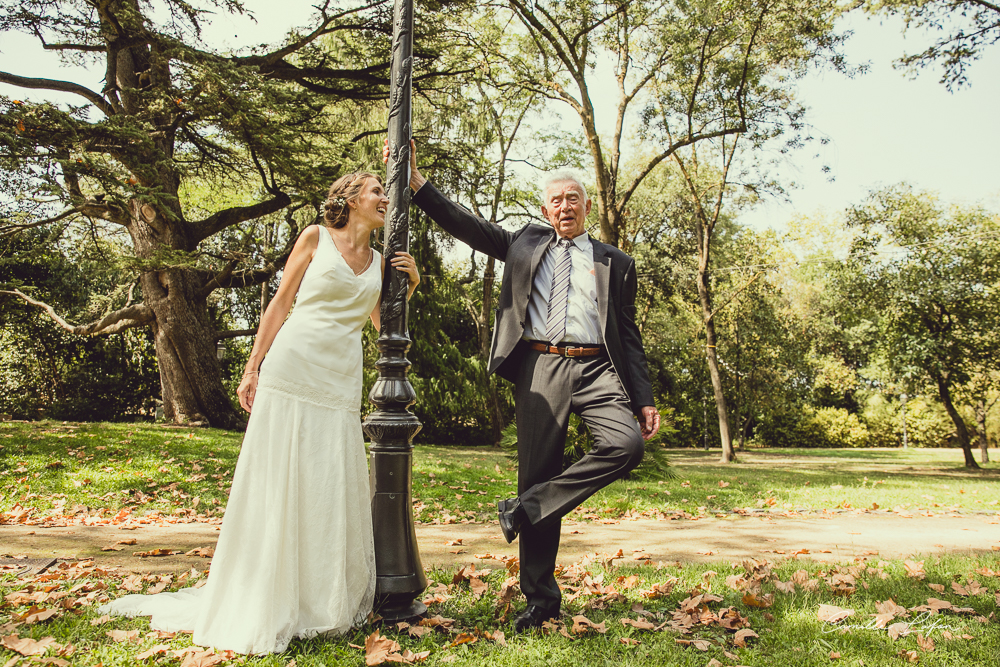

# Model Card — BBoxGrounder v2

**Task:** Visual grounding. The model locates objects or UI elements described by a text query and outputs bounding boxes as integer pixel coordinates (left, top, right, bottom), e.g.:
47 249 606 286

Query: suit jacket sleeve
620 258 656 409
412 181 515 261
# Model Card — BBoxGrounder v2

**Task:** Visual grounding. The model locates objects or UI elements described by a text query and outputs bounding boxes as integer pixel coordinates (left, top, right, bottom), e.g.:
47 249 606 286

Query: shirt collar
554 231 591 251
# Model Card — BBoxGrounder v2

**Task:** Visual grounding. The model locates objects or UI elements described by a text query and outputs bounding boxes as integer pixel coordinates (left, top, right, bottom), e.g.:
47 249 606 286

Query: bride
101 172 420 654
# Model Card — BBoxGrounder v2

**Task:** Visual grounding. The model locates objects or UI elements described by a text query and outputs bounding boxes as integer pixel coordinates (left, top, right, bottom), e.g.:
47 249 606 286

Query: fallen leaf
469 577 488 598
133 549 179 558
90 615 112 626
619 637 640 646
184 547 214 558
570 615 606 635
179 649 224 667
106 629 142 643
448 633 478 647
620 617 656 631
136 644 171 660
928 583 945 593
916 634 935 652
830 651 841 660
1 634 60 656
888 622 911 640
899 649 920 663
445 539 463 546
817 604 854 624
742 592 774 608
674 638 711 651
733 628 758 647
364 630 401 666
904 560 926 579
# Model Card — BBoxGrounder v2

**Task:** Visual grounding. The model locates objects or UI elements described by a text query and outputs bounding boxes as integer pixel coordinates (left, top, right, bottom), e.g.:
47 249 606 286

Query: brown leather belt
528 341 604 357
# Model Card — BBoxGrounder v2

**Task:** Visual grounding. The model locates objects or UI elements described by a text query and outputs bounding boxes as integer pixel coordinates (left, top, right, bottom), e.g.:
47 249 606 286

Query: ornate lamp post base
364 0 426 624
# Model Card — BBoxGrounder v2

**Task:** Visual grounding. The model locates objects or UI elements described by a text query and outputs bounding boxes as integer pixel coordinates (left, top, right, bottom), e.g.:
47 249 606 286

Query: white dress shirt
525 232 602 345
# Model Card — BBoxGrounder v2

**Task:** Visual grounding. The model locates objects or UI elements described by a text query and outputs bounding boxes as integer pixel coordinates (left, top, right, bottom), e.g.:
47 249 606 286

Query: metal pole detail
362 0 427 623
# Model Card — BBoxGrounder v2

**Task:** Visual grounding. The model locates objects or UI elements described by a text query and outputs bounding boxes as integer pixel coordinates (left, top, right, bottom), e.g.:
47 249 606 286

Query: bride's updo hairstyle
323 171 382 229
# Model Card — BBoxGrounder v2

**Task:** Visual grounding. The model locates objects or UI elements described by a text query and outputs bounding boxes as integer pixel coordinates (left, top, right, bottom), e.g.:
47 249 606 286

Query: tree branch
190 192 291 244
1 289 154 335
0 71 115 117
0 202 127 237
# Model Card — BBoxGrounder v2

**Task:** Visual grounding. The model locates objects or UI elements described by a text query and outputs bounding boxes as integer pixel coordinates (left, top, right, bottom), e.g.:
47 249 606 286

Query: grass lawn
2 421 998 525
2 421 999 665
1 549 998 665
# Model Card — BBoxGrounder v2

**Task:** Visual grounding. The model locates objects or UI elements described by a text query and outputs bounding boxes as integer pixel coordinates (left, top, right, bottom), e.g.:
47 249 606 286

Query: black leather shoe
497 497 524 544
512 604 559 632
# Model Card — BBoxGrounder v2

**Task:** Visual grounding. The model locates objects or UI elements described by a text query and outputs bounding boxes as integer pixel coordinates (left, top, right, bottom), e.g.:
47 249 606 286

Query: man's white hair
540 171 590 202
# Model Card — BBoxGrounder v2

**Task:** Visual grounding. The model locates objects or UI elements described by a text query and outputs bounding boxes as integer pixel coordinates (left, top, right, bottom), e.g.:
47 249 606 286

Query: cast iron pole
362 0 427 622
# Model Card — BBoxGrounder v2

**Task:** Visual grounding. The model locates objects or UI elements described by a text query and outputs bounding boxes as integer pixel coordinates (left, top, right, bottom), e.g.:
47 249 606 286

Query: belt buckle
561 346 575 358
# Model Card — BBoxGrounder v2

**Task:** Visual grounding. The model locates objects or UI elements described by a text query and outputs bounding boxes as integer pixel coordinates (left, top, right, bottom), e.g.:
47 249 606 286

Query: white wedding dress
103 228 381 654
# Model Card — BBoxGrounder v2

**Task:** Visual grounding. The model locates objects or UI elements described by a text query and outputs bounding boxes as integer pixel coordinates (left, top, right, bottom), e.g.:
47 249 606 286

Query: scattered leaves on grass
1 634 60 656
733 628 758 648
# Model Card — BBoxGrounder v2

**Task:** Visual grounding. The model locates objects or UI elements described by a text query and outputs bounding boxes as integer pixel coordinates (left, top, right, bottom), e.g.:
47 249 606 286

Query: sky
1 4 997 232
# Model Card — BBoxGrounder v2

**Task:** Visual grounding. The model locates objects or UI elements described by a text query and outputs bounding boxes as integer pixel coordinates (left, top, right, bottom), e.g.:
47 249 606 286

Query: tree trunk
975 398 990 464
697 268 735 462
934 374 980 469
129 202 244 430
138 269 243 429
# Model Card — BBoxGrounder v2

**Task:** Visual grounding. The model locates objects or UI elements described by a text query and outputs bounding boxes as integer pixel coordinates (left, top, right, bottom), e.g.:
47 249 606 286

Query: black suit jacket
413 182 655 416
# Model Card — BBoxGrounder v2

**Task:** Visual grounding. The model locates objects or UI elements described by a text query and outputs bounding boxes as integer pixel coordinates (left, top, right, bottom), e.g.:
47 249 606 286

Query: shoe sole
498 500 517 544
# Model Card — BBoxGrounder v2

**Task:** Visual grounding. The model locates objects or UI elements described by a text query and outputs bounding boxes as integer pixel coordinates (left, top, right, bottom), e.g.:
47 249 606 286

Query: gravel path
2 512 998 575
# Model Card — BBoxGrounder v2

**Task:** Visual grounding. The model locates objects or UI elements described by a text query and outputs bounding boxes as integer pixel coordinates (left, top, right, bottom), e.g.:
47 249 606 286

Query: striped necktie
544 238 573 344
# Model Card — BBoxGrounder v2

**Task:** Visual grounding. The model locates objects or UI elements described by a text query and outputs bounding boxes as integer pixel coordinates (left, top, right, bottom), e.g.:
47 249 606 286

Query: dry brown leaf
916 634 935 652
364 630 401 666
904 560 926 579
179 649 224 667
445 539 463 546
571 615 606 634
899 649 920 663
184 547 214 558
733 628 758 648
136 644 171 660
674 638 711 651
106 629 142 643
469 578 488 598
707 660 724 667
1 634 60 656
491 630 506 647
817 604 854 624
90 615 112 626
619 637 640 646
742 592 774 608
407 626 433 638
927 583 945 593
448 633 478 647
619 617 656 631
888 622 911 640
830 651 841 660
774 580 795 594
133 549 179 558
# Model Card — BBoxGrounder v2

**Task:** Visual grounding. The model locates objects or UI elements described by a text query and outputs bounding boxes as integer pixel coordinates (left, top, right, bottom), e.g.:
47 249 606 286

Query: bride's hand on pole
237 371 259 413
391 251 420 300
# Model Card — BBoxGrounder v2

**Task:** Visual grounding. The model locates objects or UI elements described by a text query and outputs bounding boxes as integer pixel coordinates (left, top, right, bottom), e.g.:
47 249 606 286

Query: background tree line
1 0 997 468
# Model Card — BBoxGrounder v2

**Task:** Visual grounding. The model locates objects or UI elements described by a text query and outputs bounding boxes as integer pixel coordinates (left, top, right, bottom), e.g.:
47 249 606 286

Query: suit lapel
592 241 610 333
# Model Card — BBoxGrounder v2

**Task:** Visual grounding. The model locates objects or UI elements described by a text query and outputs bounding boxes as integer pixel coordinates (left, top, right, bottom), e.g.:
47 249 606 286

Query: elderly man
401 144 659 631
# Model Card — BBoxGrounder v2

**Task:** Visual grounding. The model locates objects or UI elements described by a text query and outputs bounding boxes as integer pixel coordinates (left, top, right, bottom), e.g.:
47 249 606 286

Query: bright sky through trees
1 4 996 230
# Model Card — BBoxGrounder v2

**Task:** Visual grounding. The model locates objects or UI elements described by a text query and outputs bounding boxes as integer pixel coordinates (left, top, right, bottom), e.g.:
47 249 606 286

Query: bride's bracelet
242 370 259 377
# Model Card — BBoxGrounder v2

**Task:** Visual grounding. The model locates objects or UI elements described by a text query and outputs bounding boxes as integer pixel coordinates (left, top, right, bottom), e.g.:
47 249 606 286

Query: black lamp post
361 0 427 622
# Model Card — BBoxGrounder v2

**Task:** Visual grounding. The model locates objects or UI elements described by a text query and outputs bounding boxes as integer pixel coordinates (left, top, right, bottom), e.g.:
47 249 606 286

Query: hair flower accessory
331 195 346 208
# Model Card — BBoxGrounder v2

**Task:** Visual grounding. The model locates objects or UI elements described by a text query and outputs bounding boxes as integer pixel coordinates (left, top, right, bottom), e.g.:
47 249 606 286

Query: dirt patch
3 513 997 576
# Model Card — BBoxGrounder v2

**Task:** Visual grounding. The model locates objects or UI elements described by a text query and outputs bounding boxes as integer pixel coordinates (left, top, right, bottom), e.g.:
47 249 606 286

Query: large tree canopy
0 0 471 427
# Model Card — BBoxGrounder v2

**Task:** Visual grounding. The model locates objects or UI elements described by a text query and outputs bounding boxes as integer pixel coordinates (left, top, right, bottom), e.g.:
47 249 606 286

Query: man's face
541 180 591 239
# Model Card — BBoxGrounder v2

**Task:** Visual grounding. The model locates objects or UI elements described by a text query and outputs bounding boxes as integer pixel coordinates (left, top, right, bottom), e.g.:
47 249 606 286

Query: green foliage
864 0 1000 89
